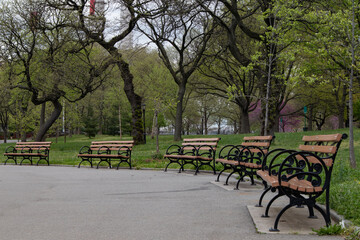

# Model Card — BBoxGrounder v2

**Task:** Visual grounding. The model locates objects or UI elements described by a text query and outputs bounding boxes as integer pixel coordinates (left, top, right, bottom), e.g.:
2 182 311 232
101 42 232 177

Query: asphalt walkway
0 166 343 240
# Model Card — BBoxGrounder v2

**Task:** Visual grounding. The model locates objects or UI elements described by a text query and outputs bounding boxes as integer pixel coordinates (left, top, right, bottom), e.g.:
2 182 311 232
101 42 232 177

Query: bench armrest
261 148 296 174
237 145 267 165
217 145 239 159
5 146 16 153
277 151 331 196
196 144 216 158
79 146 91 154
97 146 111 154
165 144 182 155
117 146 132 156
34 145 50 154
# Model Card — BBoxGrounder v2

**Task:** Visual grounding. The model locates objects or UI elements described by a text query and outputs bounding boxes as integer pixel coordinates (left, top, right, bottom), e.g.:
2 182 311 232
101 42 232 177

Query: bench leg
215 165 228 182
4 158 17 165
256 186 271 207
262 192 283 218
235 172 246 190
314 204 331 226
20 157 32 165
97 159 111 169
78 159 93 168
164 159 181 172
269 203 293 232
224 170 236 186
116 159 132 170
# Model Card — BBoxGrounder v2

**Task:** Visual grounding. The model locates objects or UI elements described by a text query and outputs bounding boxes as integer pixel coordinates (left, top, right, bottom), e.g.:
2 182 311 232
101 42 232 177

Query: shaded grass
0 129 359 225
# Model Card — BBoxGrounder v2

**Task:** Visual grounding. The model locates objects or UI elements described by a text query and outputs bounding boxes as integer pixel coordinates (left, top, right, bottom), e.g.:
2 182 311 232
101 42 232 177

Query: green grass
1 128 360 226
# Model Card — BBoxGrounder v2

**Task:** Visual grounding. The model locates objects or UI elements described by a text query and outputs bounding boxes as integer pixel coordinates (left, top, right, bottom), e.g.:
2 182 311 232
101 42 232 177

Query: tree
0 0 114 141
138 1 215 140
199 0 317 135
45 0 165 144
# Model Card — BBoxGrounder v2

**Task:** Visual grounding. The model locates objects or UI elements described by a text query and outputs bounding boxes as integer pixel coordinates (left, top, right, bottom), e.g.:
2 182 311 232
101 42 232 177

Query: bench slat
241 142 270 147
302 134 342 142
183 138 220 142
92 141 134 144
16 142 52 145
298 145 337 154
243 136 273 141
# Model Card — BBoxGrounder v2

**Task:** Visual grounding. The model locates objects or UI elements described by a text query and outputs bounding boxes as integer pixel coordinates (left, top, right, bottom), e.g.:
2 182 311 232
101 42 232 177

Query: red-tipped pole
90 0 96 15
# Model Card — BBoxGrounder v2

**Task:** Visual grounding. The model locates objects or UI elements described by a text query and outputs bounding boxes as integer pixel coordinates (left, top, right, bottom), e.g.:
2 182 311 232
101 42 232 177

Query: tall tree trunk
217 117 221 135
307 106 313 131
35 100 62 142
119 104 122 139
151 110 157 139
349 0 356 169
338 87 347 129
174 83 186 141
240 109 251 134
116 59 144 144
154 110 160 154
3 127 8 143
40 103 46 138
204 109 208 135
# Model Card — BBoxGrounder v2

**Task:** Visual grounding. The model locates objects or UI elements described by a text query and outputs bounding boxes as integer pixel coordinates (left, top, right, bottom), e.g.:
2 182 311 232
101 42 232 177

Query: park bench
4 142 52 166
164 138 221 175
256 133 347 232
215 136 274 189
77 140 134 169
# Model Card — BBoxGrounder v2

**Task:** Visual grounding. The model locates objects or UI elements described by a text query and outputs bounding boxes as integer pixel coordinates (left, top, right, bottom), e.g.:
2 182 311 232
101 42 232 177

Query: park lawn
0 129 359 226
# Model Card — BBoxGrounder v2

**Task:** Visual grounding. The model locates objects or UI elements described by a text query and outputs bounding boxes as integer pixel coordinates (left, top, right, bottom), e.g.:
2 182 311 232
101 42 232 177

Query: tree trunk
240 109 251 134
204 109 208 135
116 59 144 144
35 100 62 142
151 111 157 139
3 127 8 143
174 83 186 141
154 110 160 154
40 102 45 131
119 104 122 139
307 106 313 131
217 117 221 135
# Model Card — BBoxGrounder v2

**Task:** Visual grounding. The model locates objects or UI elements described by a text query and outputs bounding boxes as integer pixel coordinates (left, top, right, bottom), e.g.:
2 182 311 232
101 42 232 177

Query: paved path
0 166 342 240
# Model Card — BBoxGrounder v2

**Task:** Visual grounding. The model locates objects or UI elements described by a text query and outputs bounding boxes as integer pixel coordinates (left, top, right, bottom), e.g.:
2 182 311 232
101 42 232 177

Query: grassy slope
1 129 359 225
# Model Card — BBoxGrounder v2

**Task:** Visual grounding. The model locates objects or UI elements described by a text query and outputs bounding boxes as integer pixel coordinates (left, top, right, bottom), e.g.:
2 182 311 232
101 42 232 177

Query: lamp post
142 103 146 144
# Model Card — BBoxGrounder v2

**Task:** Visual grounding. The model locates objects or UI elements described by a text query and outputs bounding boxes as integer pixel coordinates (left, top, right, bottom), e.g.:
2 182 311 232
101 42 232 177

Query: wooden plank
16 142 52 145
182 142 218 146
243 136 273 141
241 142 270 147
183 138 220 142
92 141 134 144
90 144 133 148
302 134 342 143
298 145 337 154
296 155 333 167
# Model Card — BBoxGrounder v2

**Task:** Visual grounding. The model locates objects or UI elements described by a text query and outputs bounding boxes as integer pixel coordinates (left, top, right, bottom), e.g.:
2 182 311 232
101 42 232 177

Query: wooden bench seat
4 142 52 165
256 133 347 232
78 140 134 169
215 135 274 189
164 138 221 175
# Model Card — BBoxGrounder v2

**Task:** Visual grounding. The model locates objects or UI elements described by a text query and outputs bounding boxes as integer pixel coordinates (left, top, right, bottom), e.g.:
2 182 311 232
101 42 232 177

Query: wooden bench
4 142 52 166
164 138 221 175
77 141 134 169
256 133 347 232
215 136 274 189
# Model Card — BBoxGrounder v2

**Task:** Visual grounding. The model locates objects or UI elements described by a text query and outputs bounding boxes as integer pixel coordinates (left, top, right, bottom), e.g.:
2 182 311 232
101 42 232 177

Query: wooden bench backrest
15 142 52 150
90 141 134 151
297 133 345 167
182 138 221 151
241 136 274 153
